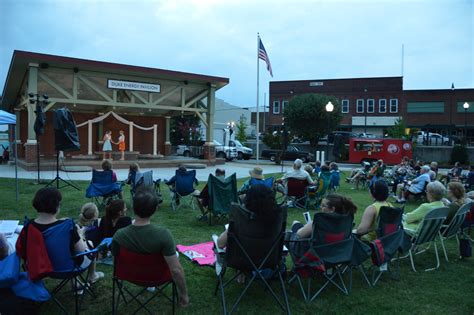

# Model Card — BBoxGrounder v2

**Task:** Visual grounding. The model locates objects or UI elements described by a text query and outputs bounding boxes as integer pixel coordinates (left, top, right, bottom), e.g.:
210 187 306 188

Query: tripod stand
46 151 80 190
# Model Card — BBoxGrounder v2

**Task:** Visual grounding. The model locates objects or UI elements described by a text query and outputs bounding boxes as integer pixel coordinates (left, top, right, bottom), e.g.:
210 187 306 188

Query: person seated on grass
111 188 189 307
238 166 266 195
195 168 226 219
28 187 104 284
395 165 431 203
77 202 100 246
440 161 463 185
441 182 467 225
403 181 446 235
99 199 132 243
430 161 439 178
125 162 140 190
312 160 322 176
329 162 340 191
290 193 358 240
356 179 393 241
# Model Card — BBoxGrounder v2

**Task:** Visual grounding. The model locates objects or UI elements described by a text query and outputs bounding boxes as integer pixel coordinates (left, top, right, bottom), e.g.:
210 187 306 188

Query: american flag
258 38 273 77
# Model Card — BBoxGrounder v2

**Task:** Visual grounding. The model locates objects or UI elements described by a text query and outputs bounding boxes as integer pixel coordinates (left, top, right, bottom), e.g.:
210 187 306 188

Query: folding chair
439 202 472 262
17 218 100 315
207 173 238 225
166 169 198 211
404 207 450 272
287 213 364 302
214 203 290 314
406 181 429 202
131 170 162 202
286 178 309 209
86 170 122 211
112 246 176 315
307 172 331 210
369 206 411 285
249 177 275 189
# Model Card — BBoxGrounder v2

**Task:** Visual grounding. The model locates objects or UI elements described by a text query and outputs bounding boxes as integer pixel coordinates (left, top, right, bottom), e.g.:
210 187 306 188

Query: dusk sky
0 0 472 108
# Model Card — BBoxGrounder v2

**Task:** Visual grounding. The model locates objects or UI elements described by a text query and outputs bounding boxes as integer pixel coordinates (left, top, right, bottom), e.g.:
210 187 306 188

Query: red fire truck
348 138 413 165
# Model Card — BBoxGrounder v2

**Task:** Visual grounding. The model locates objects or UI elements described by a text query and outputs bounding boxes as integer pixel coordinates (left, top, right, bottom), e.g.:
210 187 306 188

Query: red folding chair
286 178 309 209
112 246 176 315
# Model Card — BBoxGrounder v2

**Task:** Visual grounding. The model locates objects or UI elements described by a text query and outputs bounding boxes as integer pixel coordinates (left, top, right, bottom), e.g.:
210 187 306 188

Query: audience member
395 165 431 203
102 159 117 182
279 159 314 185
99 199 132 243
238 166 265 195
441 182 467 225
77 202 100 246
0 233 9 260
346 161 371 189
111 188 189 307
27 187 104 283
356 180 392 241
165 165 199 205
329 162 340 191
290 193 358 239
403 181 446 234
196 168 226 217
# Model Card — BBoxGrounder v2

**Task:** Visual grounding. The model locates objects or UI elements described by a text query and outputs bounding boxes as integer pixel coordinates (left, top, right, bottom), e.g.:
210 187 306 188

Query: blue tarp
0 110 16 125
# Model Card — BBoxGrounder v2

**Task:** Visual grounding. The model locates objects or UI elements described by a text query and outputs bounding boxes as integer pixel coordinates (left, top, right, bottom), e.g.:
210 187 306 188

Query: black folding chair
213 203 290 314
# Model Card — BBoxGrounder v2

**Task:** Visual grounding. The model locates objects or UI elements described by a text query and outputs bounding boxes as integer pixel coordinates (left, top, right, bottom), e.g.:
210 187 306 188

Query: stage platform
16 155 223 171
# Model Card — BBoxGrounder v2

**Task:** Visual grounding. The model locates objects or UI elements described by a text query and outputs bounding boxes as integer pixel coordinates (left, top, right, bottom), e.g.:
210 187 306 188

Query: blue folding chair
86 170 122 211
249 177 275 189
166 169 198 211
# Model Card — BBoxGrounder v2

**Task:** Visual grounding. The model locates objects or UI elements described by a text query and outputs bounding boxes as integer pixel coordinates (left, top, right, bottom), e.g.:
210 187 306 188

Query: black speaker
54 108 80 151
34 103 46 136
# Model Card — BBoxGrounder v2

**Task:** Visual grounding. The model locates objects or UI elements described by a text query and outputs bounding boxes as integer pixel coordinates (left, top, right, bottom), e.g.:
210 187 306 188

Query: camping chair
129 170 162 202
207 173 238 225
249 177 275 189
307 172 331 210
406 180 429 202
439 202 472 262
17 218 102 315
166 169 198 211
287 213 368 302
368 206 411 286
86 170 122 211
286 178 309 209
112 246 176 315
213 203 290 314
403 207 450 272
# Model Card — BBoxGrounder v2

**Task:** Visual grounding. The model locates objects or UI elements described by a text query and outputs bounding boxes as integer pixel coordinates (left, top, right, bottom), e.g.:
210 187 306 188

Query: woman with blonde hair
442 181 467 225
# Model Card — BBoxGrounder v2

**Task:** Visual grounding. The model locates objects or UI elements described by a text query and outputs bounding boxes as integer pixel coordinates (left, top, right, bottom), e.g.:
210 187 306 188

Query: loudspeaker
34 104 46 136
54 108 80 151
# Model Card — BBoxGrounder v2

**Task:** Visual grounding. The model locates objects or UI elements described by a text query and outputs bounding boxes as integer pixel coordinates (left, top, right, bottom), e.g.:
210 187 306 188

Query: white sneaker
88 271 105 284
147 287 156 292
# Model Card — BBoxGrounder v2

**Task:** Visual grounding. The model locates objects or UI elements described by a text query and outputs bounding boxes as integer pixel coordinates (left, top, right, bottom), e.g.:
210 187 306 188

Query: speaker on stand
45 108 81 190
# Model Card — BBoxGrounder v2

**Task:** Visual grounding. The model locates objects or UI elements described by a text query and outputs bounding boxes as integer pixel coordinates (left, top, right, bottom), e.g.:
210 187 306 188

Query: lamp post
325 101 334 162
463 102 470 143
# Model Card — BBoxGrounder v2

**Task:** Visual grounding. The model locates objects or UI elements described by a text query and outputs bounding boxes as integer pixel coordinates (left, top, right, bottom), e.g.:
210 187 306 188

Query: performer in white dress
103 130 113 160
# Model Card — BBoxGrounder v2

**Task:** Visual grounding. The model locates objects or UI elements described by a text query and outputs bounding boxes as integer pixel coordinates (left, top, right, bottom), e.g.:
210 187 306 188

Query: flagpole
256 33 260 164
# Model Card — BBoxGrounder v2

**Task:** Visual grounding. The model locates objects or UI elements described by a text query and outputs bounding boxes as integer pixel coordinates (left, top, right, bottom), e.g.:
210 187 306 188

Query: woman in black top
99 199 132 242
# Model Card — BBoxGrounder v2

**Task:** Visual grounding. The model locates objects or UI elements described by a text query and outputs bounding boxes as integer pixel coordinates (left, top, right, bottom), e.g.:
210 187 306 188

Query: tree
283 94 342 146
386 118 409 139
170 115 202 145
236 114 247 143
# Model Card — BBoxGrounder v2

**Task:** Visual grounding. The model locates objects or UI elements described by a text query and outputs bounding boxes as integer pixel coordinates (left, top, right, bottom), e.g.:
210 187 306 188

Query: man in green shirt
403 181 446 234
112 188 189 307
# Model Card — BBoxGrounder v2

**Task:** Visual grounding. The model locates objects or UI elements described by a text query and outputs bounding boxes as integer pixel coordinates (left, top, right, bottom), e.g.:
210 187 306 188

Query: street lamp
463 102 470 143
325 101 334 162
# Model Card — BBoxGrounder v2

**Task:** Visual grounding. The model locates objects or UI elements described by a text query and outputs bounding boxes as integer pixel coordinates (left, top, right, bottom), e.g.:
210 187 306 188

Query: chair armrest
212 234 225 254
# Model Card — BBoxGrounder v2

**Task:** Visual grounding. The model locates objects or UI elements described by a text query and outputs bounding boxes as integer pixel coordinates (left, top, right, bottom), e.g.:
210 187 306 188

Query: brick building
269 77 474 142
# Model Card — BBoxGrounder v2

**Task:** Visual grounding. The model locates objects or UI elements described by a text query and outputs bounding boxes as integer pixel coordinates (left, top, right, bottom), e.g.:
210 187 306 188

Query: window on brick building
390 99 398 113
379 99 387 113
367 99 375 113
356 99 364 113
282 100 289 113
341 99 349 113
273 101 280 114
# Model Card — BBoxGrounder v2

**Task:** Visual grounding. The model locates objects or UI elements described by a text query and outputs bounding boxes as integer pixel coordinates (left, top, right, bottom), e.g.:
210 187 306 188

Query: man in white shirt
395 165 431 203
280 159 314 185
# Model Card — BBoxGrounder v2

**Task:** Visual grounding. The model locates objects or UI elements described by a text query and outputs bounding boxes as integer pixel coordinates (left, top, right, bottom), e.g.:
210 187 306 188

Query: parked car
261 145 313 164
416 132 449 145
229 140 253 160
327 131 359 144
214 140 238 161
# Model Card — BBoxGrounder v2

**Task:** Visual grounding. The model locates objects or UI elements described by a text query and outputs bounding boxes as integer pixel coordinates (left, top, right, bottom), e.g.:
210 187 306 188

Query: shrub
450 145 469 164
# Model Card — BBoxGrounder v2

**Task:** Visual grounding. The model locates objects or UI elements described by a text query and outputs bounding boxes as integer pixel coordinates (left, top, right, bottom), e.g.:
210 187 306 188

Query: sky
0 0 473 108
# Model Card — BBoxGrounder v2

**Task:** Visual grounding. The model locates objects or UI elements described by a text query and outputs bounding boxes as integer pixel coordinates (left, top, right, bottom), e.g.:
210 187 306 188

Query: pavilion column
203 85 216 160
129 122 134 152
164 116 171 156
87 120 92 155
25 63 38 163
153 124 157 156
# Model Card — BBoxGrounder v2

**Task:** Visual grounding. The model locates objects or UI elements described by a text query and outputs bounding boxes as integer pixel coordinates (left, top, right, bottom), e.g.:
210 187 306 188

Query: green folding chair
207 173 238 225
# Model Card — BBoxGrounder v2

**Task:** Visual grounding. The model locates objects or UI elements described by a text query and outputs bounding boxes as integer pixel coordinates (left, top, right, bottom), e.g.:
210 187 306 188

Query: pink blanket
176 241 215 266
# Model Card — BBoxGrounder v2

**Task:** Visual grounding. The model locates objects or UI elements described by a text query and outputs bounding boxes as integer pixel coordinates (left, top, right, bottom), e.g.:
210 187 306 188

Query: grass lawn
1 172 473 314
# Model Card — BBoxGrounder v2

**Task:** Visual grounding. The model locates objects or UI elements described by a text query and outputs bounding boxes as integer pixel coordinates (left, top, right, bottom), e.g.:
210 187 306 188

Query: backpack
15 219 54 281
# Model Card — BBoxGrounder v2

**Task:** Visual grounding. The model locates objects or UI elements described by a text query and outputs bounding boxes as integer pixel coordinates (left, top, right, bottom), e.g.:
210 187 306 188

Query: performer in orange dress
118 130 126 160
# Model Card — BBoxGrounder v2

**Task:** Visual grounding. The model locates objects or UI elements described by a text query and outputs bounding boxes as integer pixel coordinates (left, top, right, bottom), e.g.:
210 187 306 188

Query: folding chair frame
439 202 471 262
214 233 290 314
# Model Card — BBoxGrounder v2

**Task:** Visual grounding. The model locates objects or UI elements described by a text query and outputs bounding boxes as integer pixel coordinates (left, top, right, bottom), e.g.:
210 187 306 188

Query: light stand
29 93 48 184
325 101 334 163
463 102 470 144
45 150 79 190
